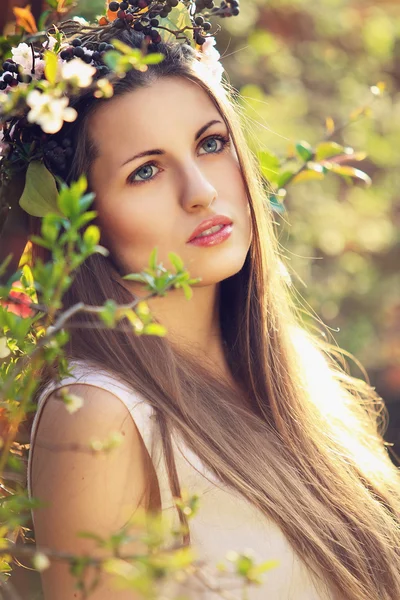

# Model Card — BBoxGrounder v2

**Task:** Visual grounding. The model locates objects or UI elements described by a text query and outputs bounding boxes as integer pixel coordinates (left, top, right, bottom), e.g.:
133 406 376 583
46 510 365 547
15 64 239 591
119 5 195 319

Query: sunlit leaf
19 162 61 218
315 141 344 162
291 169 325 184
257 149 280 184
142 323 167 336
157 3 194 47
168 252 184 272
44 50 58 85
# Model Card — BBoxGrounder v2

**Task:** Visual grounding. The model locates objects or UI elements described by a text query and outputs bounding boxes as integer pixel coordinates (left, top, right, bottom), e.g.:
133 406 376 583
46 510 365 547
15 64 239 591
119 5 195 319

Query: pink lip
188 223 233 247
187 215 233 243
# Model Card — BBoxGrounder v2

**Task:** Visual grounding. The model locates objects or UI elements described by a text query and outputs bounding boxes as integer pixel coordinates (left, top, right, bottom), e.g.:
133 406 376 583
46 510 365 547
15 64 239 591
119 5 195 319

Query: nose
179 162 217 212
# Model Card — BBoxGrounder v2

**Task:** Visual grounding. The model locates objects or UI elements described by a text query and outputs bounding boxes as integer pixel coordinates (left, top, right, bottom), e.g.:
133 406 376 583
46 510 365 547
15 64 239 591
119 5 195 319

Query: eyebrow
120 119 224 167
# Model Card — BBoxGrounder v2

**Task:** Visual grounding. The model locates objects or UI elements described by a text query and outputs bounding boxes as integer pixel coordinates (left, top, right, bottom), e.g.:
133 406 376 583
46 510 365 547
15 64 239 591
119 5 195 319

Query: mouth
187 215 233 243
187 223 233 247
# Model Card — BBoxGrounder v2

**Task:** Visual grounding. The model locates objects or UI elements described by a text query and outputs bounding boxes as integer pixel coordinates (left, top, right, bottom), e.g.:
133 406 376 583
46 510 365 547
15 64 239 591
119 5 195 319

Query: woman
26 21 400 600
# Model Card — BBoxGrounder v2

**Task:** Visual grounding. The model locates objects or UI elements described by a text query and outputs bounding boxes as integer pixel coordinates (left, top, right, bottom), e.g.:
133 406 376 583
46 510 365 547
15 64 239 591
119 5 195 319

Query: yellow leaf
291 170 325 184
13 5 38 34
44 50 58 85
325 116 335 136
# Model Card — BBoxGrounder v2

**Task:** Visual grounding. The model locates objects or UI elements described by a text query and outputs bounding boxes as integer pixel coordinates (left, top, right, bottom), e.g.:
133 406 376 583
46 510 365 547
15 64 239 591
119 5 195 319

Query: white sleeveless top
27 360 334 600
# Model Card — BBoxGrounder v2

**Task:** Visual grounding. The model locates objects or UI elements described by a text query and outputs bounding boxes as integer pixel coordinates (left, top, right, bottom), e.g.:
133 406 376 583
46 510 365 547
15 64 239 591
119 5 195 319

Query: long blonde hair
31 25 400 600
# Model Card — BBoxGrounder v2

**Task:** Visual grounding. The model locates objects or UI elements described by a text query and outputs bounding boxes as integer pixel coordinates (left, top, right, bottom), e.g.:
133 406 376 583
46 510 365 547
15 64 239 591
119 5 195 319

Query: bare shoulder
30 383 159 599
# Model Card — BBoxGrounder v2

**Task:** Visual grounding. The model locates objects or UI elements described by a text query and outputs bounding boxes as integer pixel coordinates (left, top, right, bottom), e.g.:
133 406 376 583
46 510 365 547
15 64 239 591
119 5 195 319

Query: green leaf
142 323 167 336
41 214 62 244
44 50 58 84
143 52 165 64
257 149 281 184
83 225 100 246
315 141 344 162
98 300 117 328
122 273 146 283
102 50 123 72
19 162 61 218
74 211 98 229
268 195 286 214
168 252 184 272
157 3 194 46
78 193 95 213
181 282 193 300
38 9 52 32
29 235 52 250
291 169 325 184
277 170 296 188
149 247 158 271
295 141 314 162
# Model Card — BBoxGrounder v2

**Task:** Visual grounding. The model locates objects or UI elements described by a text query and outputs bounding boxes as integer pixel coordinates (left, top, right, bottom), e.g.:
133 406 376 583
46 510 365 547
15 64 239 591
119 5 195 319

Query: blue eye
126 134 231 186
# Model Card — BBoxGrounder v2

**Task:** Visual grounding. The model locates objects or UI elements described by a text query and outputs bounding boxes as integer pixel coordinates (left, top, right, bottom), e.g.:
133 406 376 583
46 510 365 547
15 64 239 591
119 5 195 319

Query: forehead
88 76 223 159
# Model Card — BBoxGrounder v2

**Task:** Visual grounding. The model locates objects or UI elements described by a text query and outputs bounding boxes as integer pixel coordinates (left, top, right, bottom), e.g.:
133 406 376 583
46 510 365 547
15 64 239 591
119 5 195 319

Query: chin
189 246 249 287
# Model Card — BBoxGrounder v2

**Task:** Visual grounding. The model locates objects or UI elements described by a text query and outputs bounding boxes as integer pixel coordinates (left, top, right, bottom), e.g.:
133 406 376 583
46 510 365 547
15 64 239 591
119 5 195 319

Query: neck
128 281 230 379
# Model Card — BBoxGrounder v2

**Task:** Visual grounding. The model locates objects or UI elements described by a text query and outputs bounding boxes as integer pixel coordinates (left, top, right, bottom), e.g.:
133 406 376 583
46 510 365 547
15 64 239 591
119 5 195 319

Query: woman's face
88 76 252 287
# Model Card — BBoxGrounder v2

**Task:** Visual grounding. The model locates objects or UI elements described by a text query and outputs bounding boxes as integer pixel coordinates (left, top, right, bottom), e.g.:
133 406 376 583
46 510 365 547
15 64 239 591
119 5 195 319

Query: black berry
113 18 125 28
92 51 101 61
3 73 14 84
108 1 120 11
72 38 82 47
0 81 7 90
203 21 211 30
99 42 108 52
73 46 84 57
119 1 129 8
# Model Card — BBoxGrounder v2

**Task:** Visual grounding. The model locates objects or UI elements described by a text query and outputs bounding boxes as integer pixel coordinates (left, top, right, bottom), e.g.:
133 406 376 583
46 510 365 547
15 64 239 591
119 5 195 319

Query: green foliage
220 0 399 381
123 247 201 301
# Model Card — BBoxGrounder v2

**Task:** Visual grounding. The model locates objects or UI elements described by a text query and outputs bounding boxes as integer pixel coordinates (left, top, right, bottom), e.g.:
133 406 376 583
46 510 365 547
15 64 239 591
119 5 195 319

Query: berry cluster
43 137 73 174
60 39 114 77
105 0 240 47
0 60 32 91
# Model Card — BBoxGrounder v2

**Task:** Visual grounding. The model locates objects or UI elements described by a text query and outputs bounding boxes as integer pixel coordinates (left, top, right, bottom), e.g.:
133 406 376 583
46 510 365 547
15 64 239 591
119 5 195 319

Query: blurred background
1 1 400 597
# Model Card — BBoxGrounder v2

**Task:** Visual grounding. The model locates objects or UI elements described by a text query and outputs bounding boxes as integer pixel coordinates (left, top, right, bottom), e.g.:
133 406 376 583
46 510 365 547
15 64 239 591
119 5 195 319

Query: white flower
72 16 89 26
61 58 96 88
11 42 33 75
63 392 84 414
26 90 77 134
198 36 224 84
0 337 10 359
33 58 45 77
33 552 50 572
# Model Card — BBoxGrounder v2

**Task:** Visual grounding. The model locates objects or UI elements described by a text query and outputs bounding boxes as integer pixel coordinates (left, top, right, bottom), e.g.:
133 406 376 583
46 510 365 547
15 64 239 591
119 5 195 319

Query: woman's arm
30 383 159 600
